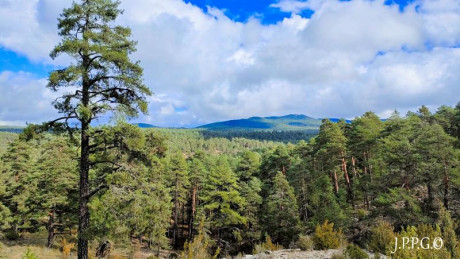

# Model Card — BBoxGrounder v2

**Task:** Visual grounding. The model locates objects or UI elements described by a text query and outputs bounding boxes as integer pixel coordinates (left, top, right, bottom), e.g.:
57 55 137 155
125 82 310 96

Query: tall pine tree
47 1 151 257
265 172 300 247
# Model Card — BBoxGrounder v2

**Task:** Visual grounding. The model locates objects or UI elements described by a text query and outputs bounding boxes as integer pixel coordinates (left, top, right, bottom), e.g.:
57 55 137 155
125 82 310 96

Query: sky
0 0 459 127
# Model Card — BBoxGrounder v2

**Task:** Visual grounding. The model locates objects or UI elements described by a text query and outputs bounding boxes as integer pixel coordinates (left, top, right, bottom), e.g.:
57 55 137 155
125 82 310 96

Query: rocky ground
239 249 387 259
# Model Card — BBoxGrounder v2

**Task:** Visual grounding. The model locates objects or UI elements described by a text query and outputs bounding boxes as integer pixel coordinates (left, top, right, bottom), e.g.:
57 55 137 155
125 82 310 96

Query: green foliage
180 220 216 259
4 229 20 240
48 0 152 256
89 124 172 250
297 234 313 251
265 172 300 247
156 128 278 155
312 220 344 250
307 173 348 228
0 132 17 156
344 244 369 259
201 129 318 143
314 119 347 173
260 145 292 184
368 220 395 255
438 207 458 258
1 139 38 233
199 156 246 253
22 248 39 259
252 235 283 254
392 225 452 259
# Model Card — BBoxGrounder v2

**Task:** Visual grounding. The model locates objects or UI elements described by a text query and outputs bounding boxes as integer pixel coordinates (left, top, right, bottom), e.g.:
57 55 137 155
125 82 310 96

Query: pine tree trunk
444 162 449 209
427 183 433 210
78 119 90 259
341 153 353 207
173 183 179 249
333 170 339 193
78 68 90 258
351 156 357 177
47 209 55 248
189 186 197 236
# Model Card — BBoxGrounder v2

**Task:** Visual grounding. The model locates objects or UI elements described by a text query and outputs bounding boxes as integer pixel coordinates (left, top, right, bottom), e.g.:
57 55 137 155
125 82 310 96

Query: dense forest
199 129 319 143
1 104 460 258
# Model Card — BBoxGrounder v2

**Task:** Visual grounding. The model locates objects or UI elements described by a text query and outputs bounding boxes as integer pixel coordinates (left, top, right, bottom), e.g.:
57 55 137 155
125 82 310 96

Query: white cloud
420 0 460 46
227 49 255 66
0 71 59 125
270 0 310 14
0 0 459 126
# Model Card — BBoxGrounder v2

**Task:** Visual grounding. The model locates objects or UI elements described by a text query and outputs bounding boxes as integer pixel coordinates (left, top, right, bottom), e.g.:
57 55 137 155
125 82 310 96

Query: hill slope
0 126 24 134
197 114 323 131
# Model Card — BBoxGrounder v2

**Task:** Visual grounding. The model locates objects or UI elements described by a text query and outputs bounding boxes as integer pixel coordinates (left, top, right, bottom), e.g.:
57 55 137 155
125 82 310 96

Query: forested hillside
200 129 319 143
1 104 460 258
198 114 322 131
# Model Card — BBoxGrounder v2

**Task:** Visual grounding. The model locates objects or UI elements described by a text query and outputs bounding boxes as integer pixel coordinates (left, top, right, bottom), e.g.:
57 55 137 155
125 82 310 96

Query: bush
312 220 344 250
61 238 75 256
393 225 451 259
22 248 39 259
357 209 367 220
4 229 20 240
331 253 346 259
297 234 313 251
368 220 395 255
252 235 283 254
344 244 369 259
180 220 219 259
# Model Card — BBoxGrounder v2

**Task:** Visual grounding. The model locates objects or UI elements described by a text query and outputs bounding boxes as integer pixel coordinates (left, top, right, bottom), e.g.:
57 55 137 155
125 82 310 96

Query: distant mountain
324 118 352 124
197 114 323 131
134 123 157 128
0 126 24 133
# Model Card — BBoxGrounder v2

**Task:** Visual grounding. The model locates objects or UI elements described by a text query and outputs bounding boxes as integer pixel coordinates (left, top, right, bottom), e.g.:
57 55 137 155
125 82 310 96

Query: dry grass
0 233 173 259
0 245 70 259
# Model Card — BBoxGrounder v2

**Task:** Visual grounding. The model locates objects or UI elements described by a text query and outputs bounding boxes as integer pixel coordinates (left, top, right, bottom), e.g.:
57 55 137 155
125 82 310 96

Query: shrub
61 238 75 256
4 229 20 240
180 220 219 259
392 225 452 259
297 234 313 251
252 235 283 254
368 220 395 255
264 235 282 251
331 253 346 259
22 248 39 259
373 253 381 259
357 209 367 220
344 244 369 259
312 220 344 250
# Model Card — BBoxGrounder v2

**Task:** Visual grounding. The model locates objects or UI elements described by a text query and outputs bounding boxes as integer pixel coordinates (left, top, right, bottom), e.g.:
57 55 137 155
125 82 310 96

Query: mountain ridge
0 115 354 133
196 114 329 131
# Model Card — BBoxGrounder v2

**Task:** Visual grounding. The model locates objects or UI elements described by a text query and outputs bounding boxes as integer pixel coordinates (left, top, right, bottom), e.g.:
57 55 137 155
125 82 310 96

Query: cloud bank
0 0 459 126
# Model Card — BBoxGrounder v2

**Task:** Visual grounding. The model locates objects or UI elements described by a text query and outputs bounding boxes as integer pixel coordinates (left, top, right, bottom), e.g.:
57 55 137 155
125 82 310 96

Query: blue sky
0 0 459 127
186 0 416 23
186 0 312 23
